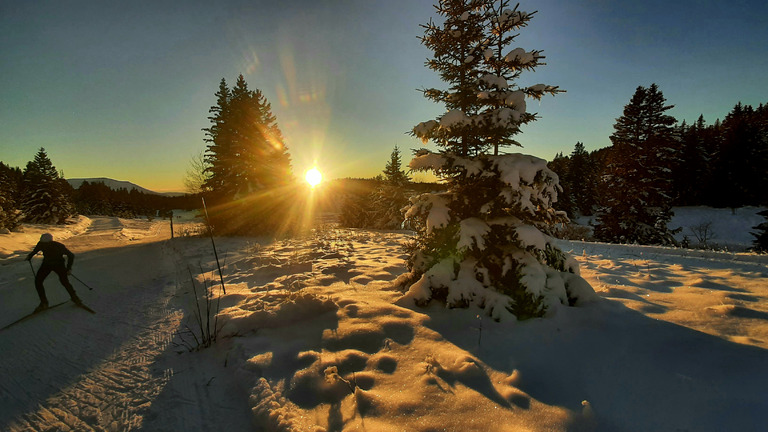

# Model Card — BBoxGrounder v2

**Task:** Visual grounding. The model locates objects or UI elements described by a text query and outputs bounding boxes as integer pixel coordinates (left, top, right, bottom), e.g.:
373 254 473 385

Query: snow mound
0 215 91 258
220 292 338 336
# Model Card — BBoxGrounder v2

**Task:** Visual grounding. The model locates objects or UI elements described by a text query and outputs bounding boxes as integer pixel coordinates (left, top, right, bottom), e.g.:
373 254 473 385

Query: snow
504 89 527 110
504 47 535 65
439 109 470 129
575 206 766 252
407 149 445 172
412 119 438 141
480 73 509 89
458 217 490 251
670 206 765 250
514 223 547 250
1 208 767 431
0 215 91 257
404 193 451 234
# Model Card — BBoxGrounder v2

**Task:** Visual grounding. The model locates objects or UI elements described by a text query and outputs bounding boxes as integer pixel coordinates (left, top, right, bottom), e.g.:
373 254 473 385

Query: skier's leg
54 266 80 304
34 265 52 307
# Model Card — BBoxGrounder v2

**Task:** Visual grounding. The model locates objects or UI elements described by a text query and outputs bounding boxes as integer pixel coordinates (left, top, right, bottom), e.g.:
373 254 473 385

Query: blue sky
1 0 766 191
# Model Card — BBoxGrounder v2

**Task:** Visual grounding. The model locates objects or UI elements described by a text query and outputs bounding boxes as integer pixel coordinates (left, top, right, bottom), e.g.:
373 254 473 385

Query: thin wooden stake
201 197 226 295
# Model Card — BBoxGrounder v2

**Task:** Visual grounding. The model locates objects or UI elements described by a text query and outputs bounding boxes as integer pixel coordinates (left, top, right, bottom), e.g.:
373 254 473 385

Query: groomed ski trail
0 216 253 431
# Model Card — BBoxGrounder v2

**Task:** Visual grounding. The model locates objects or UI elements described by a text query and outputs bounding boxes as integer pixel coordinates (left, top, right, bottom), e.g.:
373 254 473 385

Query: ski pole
28 260 35 277
70 273 94 291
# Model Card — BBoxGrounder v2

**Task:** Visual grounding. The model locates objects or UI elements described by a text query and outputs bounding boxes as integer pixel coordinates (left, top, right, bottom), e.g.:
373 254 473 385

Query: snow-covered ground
1 209 767 431
574 206 766 252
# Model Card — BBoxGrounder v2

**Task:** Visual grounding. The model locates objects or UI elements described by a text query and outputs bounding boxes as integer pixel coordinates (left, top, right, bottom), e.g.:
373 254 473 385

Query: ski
0 301 69 332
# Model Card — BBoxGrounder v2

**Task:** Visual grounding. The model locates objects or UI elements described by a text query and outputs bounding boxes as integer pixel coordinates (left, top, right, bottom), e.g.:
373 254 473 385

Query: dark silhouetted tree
547 152 573 216
673 115 716 205
371 146 412 229
595 84 679 245
0 162 23 230
21 148 74 224
752 209 768 253
202 75 294 234
568 141 599 215
382 145 411 186
709 103 768 207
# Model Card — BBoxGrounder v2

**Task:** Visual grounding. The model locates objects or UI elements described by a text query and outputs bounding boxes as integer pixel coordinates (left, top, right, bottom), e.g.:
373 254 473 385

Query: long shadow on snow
0 240 178 429
417 298 768 432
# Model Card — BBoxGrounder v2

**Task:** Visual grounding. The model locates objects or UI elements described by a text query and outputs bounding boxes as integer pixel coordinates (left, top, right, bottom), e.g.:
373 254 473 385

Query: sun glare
305 168 322 188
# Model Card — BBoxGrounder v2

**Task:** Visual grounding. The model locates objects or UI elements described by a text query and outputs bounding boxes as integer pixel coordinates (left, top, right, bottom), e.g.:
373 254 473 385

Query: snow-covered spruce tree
372 146 412 229
202 75 294 235
21 148 74 224
752 210 768 253
546 152 574 217
397 0 595 321
594 84 679 245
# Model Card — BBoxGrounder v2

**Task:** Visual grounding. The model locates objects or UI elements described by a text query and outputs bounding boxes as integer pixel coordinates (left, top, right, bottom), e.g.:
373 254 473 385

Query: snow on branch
480 74 509 89
504 47 537 65
440 109 471 129
404 192 451 235
458 217 491 251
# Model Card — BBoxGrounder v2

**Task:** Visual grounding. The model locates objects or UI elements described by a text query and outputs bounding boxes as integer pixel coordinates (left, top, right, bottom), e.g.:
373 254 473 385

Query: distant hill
66 178 184 196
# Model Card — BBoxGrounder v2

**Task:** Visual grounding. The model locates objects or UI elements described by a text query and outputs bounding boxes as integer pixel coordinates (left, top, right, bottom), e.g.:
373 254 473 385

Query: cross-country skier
24 233 81 312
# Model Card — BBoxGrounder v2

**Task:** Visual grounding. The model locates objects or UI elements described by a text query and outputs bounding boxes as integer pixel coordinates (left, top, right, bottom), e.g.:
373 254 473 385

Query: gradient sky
2 0 767 192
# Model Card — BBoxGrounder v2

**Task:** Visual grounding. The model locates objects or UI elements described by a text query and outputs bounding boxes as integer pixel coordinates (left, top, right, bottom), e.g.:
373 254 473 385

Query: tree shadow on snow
417 298 768 432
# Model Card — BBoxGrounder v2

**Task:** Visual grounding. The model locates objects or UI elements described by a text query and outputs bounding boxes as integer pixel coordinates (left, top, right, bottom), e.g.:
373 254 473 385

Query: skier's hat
40 233 53 243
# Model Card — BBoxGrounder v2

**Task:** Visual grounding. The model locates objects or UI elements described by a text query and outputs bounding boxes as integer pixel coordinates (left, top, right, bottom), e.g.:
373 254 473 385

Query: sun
305 167 322 188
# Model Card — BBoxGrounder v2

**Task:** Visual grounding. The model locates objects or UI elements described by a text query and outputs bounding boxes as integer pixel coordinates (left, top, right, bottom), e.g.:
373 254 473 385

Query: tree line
548 84 767 246
338 145 413 229
3 73 299 236
0 148 199 231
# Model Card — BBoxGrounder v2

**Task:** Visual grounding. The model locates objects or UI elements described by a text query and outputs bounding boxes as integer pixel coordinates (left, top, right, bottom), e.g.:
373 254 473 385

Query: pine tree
339 189 375 228
382 145 411 186
752 210 768 253
594 84 679 245
202 75 294 234
673 115 714 205
568 141 599 216
372 146 412 229
547 152 574 216
0 162 22 230
399 0 594 321
202 78 232 195
20 148 74 224
710 103 768 207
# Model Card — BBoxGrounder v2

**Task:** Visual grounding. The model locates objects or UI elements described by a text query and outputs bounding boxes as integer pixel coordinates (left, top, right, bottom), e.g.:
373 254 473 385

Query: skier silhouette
25 233 81 312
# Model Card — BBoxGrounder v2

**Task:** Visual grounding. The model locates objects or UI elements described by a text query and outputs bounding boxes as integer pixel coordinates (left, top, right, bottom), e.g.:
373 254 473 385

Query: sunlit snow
1 207 766 431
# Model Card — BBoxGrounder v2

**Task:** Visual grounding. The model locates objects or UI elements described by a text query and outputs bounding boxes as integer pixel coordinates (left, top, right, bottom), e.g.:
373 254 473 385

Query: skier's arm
64 247 75 271
25 243 41 261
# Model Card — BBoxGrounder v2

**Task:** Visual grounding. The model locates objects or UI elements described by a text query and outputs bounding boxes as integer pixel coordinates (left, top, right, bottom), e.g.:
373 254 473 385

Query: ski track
0 217 207 431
